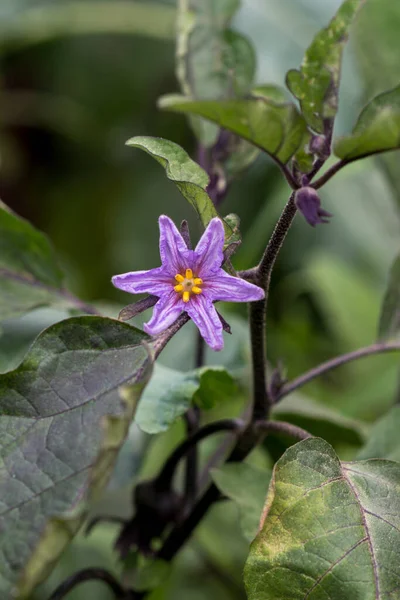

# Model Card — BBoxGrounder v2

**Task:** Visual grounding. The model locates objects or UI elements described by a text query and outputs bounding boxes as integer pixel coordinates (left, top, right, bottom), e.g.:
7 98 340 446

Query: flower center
174 269 203 303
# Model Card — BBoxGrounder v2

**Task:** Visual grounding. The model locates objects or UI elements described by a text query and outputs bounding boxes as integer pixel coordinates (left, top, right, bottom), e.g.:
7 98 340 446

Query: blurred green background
0 0 399 598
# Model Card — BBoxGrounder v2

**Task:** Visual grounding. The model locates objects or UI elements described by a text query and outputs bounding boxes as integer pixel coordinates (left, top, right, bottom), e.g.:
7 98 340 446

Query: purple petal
194 218 224 277
206 270 265 302
143 291 185 336
112 266 171 296
295 187 332 227
186 295 224 351
159 215 192 275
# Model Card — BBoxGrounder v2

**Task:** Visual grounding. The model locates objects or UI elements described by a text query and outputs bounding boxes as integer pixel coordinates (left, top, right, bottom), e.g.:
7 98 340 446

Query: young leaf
135 364 236 434
0 316 152 598
211 463 271 542
245 437 400 600
378 252 400 340
176 0 255 147
159 89 308 166
357 405 400 462
335 85 400 161
126 136 235 241
286 0 365 133
0 204 76 321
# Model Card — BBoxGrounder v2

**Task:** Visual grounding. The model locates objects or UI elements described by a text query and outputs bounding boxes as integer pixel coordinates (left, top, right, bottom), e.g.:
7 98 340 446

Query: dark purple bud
295 186 333 227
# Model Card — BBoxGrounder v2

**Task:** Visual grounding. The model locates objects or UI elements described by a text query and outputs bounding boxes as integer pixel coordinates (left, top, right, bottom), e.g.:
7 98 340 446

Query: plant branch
48 568 132 600
255 419 312 441
151 313 190 358
279 341 400 400
311 159 348 189
157 419 244 488
250 192 298 420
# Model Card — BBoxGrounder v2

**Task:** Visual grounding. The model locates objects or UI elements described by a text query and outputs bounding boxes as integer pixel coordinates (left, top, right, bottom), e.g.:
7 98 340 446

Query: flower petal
159 215 192 274
112 266 171 296
194 218 224 277
143 291 184 336
206 270 265 302
186 295 224 351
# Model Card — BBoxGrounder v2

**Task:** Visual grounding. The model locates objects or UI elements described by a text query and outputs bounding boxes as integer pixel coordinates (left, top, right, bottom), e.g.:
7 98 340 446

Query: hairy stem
250 192 298 420
279 341 400 399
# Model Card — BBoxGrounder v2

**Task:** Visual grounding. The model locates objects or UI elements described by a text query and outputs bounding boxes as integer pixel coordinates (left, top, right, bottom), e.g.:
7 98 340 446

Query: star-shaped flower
112 215 265 350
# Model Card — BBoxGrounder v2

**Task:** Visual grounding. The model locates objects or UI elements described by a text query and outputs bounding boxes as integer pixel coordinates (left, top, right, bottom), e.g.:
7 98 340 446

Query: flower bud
295 187 333 227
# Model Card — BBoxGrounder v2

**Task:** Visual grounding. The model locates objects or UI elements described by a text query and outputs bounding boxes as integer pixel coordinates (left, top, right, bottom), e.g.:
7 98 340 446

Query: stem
311 159 348 189
152 313 190 358
48 568 131 600
255 419 312 441
250 193 298 419
157 419 244 488
279 341 400 399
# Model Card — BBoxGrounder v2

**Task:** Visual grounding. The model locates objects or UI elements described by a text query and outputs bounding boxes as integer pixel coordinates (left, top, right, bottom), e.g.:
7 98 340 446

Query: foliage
0 0 400 599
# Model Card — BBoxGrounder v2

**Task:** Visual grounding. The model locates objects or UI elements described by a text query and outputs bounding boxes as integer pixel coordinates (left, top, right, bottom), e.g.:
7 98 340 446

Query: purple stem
279 341 400 399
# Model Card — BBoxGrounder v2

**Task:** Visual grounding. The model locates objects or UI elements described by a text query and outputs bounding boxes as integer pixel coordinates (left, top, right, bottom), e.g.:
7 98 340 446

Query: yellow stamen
185 268 193 280
174 284 183 292
183 291 190 303
175 274 184 283
192 286 202 294
194 278 203 285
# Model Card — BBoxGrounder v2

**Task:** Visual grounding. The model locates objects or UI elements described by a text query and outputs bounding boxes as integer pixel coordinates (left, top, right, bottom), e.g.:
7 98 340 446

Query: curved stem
157 419 244 487
255 419 312 441
279 341 400 400
48 568 131 600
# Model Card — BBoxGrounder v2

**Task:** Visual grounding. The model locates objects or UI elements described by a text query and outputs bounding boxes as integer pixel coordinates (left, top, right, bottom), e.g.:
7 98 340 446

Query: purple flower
112 215 265 350
295 186 333 227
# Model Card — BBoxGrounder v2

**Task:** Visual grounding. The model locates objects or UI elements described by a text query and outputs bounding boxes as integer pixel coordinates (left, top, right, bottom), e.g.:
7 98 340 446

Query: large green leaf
0 2 175 51
286 0 365 133
335 85 400 161
126 136 235 241
0 316 152 598
135 364 236 434
245 437 400 600
358 406 400 462
176 0 255 147
211 463 271 542
0 204 75 322
159 88 308 165
378 253 400 340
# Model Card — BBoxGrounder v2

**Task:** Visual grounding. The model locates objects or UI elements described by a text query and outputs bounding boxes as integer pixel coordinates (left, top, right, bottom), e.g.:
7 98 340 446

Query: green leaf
126 136 235 241
378 253 400 340
358 406 400 462
0 316 152 598
122 556 170 592
272 395 366 447
159 88 308 165
0 204 74 322
135 364 236 434
245 437 400 600
335 85 400 161
176 0 255 147
286 0 365 133
1 2 175 51
211 463 271 542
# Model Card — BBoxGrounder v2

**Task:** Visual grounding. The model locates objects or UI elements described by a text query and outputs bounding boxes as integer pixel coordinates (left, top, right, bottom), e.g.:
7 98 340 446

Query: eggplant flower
112 215 264 350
